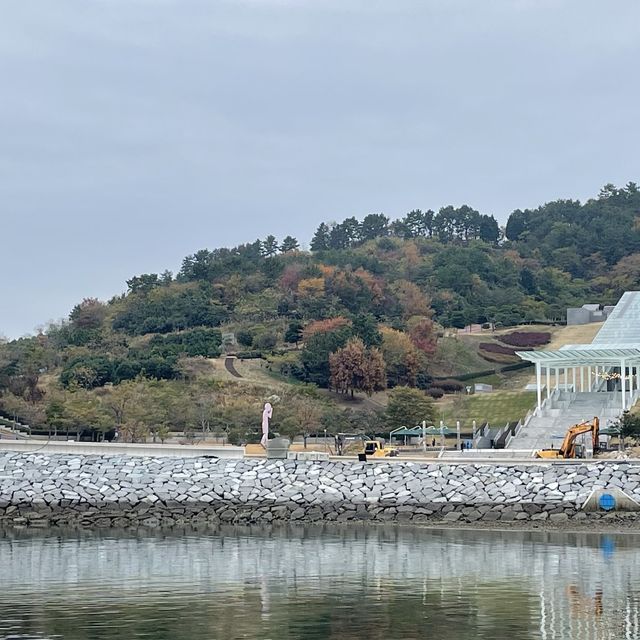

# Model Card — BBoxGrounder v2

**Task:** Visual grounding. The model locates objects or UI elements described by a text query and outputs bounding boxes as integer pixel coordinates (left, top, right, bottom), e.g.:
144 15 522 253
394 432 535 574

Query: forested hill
1 182 639 440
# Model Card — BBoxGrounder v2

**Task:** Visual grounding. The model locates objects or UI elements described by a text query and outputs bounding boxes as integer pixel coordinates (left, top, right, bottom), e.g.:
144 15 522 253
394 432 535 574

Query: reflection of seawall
0 527 639 639
2 454 640 527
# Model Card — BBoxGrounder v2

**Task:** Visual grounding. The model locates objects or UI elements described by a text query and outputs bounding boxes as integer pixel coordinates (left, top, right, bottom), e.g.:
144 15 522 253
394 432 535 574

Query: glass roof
516 348 640 365
593 291 640 345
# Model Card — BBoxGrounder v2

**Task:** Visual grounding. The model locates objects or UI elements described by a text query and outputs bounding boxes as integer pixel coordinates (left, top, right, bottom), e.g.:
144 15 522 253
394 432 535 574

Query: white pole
572 367 576 393
564 367 568 392
580 367 585 393
536 363 542 411
555 367 559 390
546 367 551 399
422 420 426 453
588 367 592 391
622 360 626 411
456 421 461 451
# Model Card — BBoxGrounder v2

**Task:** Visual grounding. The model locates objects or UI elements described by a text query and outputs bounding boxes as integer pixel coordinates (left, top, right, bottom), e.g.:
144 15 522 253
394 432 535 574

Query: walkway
508 391 620 450
224 357 242 378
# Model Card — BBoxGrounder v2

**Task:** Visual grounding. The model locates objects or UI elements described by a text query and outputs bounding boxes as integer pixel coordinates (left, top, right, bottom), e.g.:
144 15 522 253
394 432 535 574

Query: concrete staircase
507 391 622 451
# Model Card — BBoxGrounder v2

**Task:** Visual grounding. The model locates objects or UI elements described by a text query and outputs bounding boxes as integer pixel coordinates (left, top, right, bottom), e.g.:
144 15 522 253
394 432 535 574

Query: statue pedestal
266 438 290 459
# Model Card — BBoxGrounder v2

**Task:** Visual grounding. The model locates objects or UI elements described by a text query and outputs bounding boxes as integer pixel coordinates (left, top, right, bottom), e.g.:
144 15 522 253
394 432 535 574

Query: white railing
534 387 561 417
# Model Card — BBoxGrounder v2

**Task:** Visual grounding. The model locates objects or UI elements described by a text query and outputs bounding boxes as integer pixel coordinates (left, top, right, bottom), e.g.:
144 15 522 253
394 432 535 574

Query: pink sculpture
260 402 273 448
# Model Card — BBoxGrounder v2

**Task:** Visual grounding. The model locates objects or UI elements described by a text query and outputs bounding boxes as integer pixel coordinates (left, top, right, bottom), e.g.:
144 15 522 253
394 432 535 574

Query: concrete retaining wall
1 454 639 528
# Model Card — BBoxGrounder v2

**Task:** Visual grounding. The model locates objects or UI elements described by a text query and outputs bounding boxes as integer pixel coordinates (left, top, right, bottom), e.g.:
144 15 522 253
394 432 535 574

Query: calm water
0 525 639 640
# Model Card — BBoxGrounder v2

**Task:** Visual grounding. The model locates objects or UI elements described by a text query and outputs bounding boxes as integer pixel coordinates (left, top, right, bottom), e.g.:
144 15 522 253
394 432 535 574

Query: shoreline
1 516 639 537
3 453 640 532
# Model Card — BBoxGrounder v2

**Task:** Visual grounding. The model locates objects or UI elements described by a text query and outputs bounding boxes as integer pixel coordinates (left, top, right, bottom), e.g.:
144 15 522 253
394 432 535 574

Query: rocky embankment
1 453 639 528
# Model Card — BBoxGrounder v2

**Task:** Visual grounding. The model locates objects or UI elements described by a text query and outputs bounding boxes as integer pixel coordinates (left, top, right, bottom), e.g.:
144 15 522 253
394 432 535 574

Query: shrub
478 351 518 364
479 342 517 355
236 350 263 359
455 369 496 381
498 331 551 347
500 361 534 373
437 379 465 393
147 328 222 358
425 387 444 399
252 331 278 351
236 329 254 347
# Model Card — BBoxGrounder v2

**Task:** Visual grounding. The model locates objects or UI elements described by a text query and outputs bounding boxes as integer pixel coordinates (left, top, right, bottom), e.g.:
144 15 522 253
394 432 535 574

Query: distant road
225 357 242 378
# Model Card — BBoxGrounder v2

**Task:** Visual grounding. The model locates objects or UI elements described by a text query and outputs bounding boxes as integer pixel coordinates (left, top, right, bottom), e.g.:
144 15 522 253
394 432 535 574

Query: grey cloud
1 0 639 337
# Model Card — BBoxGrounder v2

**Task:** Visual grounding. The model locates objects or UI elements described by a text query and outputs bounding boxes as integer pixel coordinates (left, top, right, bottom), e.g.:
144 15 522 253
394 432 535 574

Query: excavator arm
535 418 599 459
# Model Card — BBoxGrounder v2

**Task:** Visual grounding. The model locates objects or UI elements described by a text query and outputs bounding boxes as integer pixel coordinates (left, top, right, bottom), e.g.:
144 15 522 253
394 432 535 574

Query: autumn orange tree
329 338 386 398
380 327 420 387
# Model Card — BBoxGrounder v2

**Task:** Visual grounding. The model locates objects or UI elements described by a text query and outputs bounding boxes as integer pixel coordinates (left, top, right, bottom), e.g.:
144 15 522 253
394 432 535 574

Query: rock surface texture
1 454 639 528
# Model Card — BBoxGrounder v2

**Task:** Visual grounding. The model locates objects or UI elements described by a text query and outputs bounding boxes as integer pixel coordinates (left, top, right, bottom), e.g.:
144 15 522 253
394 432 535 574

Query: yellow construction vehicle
535 418 599 459
362 440 399 458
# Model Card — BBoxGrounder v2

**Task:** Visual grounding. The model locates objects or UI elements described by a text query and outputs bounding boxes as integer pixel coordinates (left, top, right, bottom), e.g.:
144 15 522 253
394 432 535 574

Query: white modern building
509 292 640 451
517 291 640 413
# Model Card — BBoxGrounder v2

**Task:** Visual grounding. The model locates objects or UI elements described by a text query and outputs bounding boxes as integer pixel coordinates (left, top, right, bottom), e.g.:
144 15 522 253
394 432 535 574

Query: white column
564 367 568 391
621 360 626 411
546 367 551 399
555 368 559 390
595 365 599 389
536 363 542 411
588 367 592 391
580 367 585 393
572 367 576 392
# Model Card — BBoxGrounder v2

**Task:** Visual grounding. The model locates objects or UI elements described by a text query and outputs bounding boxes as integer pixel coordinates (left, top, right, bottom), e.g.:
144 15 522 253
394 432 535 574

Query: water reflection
0 525 639 640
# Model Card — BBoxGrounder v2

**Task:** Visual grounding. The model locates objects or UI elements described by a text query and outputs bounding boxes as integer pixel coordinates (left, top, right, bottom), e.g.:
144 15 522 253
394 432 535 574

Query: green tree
359 213 389 241
280 236 300 253
253 330 278 351
310 223 330 251
284 321 303 346
352 313 383 347
261 235 279 257
617 411 640 446
385 386 436 430
236 329 254 348
300 325 353 386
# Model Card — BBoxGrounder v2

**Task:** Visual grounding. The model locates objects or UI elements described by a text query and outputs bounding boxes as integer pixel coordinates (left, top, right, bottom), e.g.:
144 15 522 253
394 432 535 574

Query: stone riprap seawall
1 453 639 528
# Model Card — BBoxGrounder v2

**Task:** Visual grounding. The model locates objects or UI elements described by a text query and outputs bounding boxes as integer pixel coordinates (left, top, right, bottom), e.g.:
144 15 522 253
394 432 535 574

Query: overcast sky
2 0 639 338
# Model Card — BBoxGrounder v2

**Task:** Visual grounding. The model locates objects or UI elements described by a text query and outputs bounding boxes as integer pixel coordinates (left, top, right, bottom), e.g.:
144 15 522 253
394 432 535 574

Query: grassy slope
431 322 606 427
436 391 537 428
190 322 607 428
430 337 491 377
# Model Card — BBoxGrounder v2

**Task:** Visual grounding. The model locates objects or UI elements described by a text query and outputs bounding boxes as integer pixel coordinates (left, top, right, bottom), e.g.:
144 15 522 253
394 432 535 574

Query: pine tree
280 236 300 253
310 223 330 251
261 235 279 257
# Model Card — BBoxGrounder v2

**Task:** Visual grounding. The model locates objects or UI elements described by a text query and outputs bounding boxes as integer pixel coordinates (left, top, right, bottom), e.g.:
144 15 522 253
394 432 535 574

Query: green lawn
430 337 492 377
436 391 536 428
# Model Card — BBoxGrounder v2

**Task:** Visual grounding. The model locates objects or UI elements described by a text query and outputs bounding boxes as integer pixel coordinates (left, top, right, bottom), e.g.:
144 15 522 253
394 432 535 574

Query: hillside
1 182 639 443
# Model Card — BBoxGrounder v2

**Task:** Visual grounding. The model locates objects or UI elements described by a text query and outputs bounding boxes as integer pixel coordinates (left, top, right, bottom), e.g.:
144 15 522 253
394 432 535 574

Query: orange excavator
535 418 600 459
